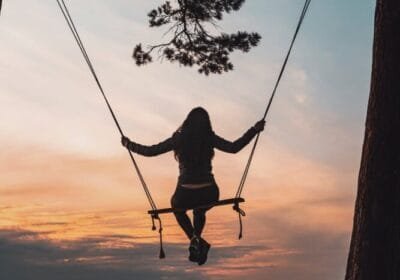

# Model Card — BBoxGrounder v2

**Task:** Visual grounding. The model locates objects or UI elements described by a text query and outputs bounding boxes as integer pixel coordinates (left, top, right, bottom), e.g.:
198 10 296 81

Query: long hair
174 107 214 165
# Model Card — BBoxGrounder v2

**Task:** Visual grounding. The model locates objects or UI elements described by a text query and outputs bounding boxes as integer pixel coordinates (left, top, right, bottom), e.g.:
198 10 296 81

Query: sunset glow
1 0 375 279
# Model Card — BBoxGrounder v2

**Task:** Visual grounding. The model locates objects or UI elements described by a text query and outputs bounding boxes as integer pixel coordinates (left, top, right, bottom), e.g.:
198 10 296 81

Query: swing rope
233 0 312 239
55 0 165 259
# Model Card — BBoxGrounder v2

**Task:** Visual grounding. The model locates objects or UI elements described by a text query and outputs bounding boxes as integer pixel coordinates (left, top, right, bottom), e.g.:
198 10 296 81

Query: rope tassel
233 202 246 240
151 214 165 259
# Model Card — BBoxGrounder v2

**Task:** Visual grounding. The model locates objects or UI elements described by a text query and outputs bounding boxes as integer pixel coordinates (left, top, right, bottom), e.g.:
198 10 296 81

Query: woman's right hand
121 136 130 148
254 120 266 132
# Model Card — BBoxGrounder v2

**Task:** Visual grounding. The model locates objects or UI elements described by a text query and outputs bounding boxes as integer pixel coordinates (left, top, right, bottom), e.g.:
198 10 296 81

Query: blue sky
0 0 375 279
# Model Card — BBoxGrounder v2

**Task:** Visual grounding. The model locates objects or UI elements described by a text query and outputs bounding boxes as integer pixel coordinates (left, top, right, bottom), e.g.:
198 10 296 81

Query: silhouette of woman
121 107 265 265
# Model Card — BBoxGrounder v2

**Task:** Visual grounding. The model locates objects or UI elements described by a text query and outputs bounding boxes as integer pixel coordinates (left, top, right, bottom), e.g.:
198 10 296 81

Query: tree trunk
345 0 400 279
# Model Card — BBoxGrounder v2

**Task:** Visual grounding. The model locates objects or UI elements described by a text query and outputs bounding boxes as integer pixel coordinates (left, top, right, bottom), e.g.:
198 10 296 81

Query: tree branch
133 0 261 75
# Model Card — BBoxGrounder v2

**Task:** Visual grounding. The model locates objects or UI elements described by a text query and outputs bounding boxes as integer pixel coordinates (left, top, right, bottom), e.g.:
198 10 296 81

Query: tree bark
345 0 400 279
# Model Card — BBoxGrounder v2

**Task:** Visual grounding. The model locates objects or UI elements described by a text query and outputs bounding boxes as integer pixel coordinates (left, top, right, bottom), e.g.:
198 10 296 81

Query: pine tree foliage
133 0 261 75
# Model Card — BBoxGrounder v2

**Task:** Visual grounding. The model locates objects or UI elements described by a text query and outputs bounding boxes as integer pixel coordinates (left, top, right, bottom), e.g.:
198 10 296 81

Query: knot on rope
233 201 246 239
151 214 157 231
151 214 165 259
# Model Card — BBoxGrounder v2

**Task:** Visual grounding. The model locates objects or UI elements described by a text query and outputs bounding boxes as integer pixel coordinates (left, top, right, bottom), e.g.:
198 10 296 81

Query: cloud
0 228 264 280
0 141 354 279
0 213 350 280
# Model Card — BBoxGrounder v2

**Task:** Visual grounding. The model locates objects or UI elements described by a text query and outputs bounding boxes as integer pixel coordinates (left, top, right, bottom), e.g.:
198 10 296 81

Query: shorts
170 182 220 210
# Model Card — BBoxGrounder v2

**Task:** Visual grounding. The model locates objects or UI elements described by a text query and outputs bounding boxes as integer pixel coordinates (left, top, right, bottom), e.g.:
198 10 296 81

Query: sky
0 0 375 279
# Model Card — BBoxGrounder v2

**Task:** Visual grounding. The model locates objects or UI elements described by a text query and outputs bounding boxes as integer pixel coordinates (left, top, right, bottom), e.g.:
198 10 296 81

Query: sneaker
197 237 211 266
188 236 200 262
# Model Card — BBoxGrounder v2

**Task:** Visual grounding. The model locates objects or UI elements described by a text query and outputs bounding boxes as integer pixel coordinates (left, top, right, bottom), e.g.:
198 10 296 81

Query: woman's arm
213 120 265 153
121 135 175 157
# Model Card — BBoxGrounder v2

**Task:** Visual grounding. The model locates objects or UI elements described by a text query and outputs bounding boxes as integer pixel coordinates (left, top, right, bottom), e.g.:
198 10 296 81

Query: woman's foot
197 237 211 265
188 236 200 262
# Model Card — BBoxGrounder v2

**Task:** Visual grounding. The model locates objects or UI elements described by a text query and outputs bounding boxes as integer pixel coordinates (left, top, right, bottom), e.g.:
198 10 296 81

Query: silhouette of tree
345 0 400 279
133 0 261 75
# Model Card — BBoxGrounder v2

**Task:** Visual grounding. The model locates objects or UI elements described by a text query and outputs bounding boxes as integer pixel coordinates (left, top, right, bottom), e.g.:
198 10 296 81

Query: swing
56 0 312 259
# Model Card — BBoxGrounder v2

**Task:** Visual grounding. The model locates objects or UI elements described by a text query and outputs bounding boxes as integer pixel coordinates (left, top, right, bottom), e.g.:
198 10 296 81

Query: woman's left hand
121 136 130 148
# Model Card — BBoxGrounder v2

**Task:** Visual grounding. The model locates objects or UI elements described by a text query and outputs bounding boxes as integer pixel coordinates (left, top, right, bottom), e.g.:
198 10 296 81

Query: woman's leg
192 183 219 237
173 211 194 240
193 209 207 237
171 187 195 240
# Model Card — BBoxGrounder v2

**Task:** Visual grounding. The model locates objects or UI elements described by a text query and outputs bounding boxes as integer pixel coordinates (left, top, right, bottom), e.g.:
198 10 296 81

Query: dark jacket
126 127 258 184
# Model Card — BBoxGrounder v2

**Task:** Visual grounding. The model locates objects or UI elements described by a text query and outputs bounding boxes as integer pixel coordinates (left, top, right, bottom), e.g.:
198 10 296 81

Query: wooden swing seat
147 197 245 215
